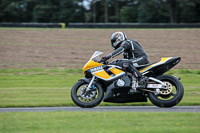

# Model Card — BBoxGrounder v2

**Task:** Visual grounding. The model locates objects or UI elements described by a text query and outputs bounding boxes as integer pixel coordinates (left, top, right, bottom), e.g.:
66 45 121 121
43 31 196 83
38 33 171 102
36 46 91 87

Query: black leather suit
108 39 149 78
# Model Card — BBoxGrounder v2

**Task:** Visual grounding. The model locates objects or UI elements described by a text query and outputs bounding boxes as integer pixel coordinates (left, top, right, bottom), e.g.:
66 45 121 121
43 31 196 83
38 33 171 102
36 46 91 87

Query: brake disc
79 85 96 99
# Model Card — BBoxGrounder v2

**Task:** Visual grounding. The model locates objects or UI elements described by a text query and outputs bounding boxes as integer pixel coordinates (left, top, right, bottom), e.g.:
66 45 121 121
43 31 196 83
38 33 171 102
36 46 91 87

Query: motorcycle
71 51 184 108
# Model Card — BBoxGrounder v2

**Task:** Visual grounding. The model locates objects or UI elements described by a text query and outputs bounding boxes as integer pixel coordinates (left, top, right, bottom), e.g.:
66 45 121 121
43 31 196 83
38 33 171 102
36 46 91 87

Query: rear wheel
148 75 184 108
71 80 104 108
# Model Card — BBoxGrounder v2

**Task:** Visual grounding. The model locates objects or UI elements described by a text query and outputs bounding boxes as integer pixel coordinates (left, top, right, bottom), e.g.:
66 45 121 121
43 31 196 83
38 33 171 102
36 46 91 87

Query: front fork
86 76 96 91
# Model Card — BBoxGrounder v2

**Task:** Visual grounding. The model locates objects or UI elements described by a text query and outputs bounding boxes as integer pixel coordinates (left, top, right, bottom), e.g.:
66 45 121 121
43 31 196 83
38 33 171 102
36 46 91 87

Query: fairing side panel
93 70 111 79
93 70 125 81
92 68 125 81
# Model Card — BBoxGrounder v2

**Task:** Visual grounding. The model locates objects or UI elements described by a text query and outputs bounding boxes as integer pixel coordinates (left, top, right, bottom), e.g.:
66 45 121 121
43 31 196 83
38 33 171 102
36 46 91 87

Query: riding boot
123 62 148 88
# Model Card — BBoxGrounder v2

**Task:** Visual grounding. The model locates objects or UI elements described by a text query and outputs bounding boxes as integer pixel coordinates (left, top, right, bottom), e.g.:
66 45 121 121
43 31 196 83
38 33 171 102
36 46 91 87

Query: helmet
110 32 127 49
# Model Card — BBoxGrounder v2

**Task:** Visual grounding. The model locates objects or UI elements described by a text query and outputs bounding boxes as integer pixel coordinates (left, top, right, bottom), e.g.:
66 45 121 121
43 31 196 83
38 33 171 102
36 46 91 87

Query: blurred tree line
0 0 200 23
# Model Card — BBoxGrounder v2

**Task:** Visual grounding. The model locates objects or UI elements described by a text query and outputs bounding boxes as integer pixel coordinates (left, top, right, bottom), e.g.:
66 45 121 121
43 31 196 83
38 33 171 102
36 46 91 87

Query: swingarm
143 77 168 94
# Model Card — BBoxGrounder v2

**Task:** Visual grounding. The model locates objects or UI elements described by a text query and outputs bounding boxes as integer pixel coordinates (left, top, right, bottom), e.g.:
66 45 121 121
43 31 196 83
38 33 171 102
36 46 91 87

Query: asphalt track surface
0 106 200 112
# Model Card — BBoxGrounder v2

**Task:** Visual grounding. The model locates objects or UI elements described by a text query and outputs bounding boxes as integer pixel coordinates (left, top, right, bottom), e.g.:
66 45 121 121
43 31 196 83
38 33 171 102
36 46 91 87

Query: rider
100 31 149 87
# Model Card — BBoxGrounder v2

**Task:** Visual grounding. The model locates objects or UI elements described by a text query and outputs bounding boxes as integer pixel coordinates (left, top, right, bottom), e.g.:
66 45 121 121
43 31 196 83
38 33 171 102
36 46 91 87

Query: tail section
139 57 181 77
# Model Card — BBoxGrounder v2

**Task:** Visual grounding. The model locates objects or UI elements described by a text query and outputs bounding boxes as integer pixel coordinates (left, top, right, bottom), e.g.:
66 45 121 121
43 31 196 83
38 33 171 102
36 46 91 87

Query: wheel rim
76 84 99 103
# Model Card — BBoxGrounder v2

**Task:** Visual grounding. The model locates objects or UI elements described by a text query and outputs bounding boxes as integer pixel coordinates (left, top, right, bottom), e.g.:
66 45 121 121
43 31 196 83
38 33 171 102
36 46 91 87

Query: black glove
100 55 111 63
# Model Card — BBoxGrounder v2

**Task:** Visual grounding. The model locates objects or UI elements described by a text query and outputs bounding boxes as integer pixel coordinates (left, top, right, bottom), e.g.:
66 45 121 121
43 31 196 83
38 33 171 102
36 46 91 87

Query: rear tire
148 75 184 108
71 80 104 108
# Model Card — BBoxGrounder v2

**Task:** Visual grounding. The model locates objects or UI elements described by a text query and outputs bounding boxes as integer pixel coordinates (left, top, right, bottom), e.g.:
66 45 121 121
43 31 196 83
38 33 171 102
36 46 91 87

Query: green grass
0 111 199 133
0 68 82 75
0 68 200 107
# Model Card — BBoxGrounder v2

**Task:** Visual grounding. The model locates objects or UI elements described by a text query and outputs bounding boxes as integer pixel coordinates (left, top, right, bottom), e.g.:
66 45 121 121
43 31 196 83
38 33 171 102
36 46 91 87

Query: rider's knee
122 61 131 70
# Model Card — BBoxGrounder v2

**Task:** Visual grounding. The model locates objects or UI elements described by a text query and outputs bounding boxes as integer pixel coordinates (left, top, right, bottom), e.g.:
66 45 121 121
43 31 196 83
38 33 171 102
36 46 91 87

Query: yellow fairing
160 57 172 62
109 68 124 75
139 57 172 73
83 60 103 72
94 71 111 79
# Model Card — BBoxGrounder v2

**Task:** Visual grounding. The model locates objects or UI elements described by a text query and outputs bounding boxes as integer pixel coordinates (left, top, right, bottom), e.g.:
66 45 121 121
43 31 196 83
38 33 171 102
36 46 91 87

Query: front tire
71 79 104 108
148 75 184 108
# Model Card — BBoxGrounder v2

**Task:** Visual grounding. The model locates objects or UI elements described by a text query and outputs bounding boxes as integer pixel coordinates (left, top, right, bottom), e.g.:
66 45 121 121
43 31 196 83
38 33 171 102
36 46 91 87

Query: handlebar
99 60 109 65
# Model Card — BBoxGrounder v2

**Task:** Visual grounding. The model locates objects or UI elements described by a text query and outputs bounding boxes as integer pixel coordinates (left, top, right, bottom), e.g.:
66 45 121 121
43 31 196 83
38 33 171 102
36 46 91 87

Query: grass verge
0 68 200 107
0 111 200 133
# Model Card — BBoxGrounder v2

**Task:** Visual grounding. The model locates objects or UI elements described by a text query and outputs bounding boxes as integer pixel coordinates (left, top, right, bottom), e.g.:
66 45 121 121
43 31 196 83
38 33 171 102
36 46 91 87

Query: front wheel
148 75 184 108
71 79 104 108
